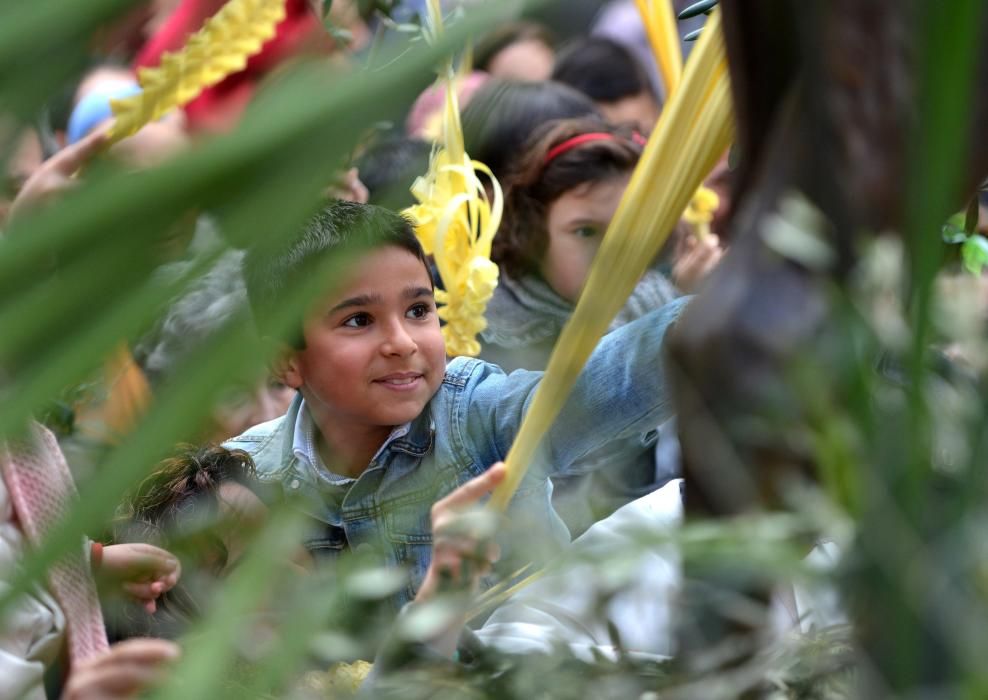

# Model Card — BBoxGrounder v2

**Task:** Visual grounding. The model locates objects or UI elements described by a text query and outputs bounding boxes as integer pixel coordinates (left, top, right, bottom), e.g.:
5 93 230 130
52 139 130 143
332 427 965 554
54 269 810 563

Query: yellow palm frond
636 0 723 242
403 1 503 358
634 0 683 97
425 0 445 43
108 0 287 142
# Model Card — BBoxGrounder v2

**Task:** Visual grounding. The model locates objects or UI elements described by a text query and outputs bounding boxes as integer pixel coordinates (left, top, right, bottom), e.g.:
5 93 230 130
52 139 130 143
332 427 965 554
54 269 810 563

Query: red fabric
1 425 109 667
135 0 326 132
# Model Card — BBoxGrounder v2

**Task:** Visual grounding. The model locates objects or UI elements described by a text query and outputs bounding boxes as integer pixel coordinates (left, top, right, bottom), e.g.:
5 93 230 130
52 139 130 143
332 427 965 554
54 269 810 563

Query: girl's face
540 174 630 303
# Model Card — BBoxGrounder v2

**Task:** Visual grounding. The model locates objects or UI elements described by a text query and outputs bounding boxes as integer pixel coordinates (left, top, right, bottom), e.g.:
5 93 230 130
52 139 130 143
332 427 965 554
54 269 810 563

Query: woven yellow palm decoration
324 660 372 693
108 0 287 142
491 8 733 509
404 1 503 358
683 184 720 240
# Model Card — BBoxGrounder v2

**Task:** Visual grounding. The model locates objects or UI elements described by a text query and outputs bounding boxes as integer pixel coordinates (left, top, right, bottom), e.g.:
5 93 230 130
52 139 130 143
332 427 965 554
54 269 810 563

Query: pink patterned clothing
0 423 108 697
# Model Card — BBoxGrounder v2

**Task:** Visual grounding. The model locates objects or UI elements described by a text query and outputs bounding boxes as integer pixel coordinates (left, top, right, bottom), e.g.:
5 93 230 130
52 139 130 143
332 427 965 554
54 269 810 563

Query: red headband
543 131 647 165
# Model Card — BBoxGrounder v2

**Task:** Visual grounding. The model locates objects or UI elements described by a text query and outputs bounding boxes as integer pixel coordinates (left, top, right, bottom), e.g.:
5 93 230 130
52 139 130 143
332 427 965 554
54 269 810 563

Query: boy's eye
342 312 373 328
573 225 600 239
406 302 432 320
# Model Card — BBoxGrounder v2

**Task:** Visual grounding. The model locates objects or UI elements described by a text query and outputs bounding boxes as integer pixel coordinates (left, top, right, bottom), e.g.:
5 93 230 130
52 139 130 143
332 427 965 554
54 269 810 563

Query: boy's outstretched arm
468 296 691 484
7 126 110 223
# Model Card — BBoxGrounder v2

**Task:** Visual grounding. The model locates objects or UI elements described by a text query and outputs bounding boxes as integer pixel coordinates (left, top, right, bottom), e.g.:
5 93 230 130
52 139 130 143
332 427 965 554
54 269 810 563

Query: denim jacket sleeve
462 296 690 485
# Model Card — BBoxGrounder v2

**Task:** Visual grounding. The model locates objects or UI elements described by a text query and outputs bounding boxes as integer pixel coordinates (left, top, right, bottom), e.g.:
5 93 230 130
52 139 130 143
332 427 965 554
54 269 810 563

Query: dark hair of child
113 445 259 637
461 79 603 180
551 37 656 105
120 445 258 563
493 118 643 279
474 21 556 72
354 136 432 211
242 200 429 349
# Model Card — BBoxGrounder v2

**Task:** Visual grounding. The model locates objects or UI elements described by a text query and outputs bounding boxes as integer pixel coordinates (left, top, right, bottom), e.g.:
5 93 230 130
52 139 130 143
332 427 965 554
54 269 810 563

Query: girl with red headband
480 118 720 536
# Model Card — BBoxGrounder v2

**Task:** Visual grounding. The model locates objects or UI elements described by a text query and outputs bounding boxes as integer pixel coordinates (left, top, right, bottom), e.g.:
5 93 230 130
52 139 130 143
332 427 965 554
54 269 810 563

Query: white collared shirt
291 398 412 481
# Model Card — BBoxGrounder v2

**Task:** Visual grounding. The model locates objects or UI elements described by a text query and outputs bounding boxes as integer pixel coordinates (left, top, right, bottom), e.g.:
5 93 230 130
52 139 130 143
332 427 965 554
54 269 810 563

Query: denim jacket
223 297 689 611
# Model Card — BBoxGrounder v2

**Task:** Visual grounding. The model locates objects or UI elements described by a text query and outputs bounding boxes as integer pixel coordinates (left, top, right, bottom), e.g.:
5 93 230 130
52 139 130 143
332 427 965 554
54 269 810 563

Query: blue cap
66 82 142 145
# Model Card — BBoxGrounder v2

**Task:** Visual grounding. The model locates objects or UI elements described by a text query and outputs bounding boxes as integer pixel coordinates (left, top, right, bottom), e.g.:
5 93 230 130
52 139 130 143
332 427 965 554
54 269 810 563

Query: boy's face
280 245 446 433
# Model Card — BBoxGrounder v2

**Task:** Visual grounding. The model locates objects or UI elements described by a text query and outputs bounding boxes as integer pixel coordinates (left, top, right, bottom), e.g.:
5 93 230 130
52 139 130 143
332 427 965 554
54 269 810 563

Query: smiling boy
277 244 445 479
226 200 687 611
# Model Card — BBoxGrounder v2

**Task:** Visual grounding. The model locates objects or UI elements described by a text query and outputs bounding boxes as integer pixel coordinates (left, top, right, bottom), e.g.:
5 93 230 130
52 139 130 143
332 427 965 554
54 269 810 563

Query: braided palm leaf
403 0 503 358
108 0 287 141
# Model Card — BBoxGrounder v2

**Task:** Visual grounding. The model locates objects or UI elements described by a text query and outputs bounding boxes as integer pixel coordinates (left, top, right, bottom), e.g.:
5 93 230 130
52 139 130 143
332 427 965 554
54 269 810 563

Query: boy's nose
380 320 417 356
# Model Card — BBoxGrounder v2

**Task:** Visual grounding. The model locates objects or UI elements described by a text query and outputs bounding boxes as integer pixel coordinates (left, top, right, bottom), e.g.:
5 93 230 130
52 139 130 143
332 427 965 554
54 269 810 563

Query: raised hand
98 543 181 614
415 463 505 603
672 233 724 293
62 638 180 700
7 126 110 222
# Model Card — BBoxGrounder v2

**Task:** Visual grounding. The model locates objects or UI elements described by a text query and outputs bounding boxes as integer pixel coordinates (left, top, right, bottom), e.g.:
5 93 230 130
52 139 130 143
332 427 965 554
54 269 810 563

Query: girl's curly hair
493 118 644 280
120 444 257 535
112 445 259 638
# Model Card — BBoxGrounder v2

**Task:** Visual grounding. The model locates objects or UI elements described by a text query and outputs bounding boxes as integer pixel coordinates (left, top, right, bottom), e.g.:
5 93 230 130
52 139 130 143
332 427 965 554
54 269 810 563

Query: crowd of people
0 2 837 698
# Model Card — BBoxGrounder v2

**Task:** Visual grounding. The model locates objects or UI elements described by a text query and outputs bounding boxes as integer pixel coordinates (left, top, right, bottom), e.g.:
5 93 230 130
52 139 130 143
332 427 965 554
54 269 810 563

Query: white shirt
475 480 845 661
290 398 412 478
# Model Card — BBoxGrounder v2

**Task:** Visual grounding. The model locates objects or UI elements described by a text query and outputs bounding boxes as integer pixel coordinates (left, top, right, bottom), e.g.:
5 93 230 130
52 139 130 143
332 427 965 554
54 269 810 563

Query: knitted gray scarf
481 270 680 353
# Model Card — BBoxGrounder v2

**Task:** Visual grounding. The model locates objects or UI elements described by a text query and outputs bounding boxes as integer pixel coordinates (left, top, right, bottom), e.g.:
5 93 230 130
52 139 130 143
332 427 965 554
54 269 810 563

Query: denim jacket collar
291 398 429 473
278 387 437 467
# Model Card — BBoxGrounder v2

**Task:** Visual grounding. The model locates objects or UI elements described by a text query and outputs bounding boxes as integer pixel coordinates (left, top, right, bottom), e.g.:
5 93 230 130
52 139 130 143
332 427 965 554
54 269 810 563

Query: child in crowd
474 22 556 82
484 118 679 372
224 200 688 613
134 249 296 444
480 118 720 534
552 37 662 135
113 445 269 639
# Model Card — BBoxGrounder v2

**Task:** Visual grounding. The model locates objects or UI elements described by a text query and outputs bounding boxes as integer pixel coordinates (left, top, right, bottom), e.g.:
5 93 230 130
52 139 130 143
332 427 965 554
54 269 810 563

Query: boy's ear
270 343 304 390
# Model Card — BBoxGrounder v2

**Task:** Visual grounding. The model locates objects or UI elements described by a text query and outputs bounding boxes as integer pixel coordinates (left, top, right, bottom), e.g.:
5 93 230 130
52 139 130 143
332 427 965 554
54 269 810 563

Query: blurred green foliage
1 1 988 698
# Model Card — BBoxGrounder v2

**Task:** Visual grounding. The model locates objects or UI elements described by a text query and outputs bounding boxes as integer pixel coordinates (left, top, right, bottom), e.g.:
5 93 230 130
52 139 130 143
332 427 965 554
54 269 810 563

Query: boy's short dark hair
551 37 655 105
242 200 428 348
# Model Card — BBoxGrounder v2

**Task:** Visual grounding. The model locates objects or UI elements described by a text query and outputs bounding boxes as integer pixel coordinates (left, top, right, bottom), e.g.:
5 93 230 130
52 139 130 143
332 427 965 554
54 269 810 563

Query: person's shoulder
223 413 287 448
439 355 543 394
440 355 495 388
222 410 293 480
